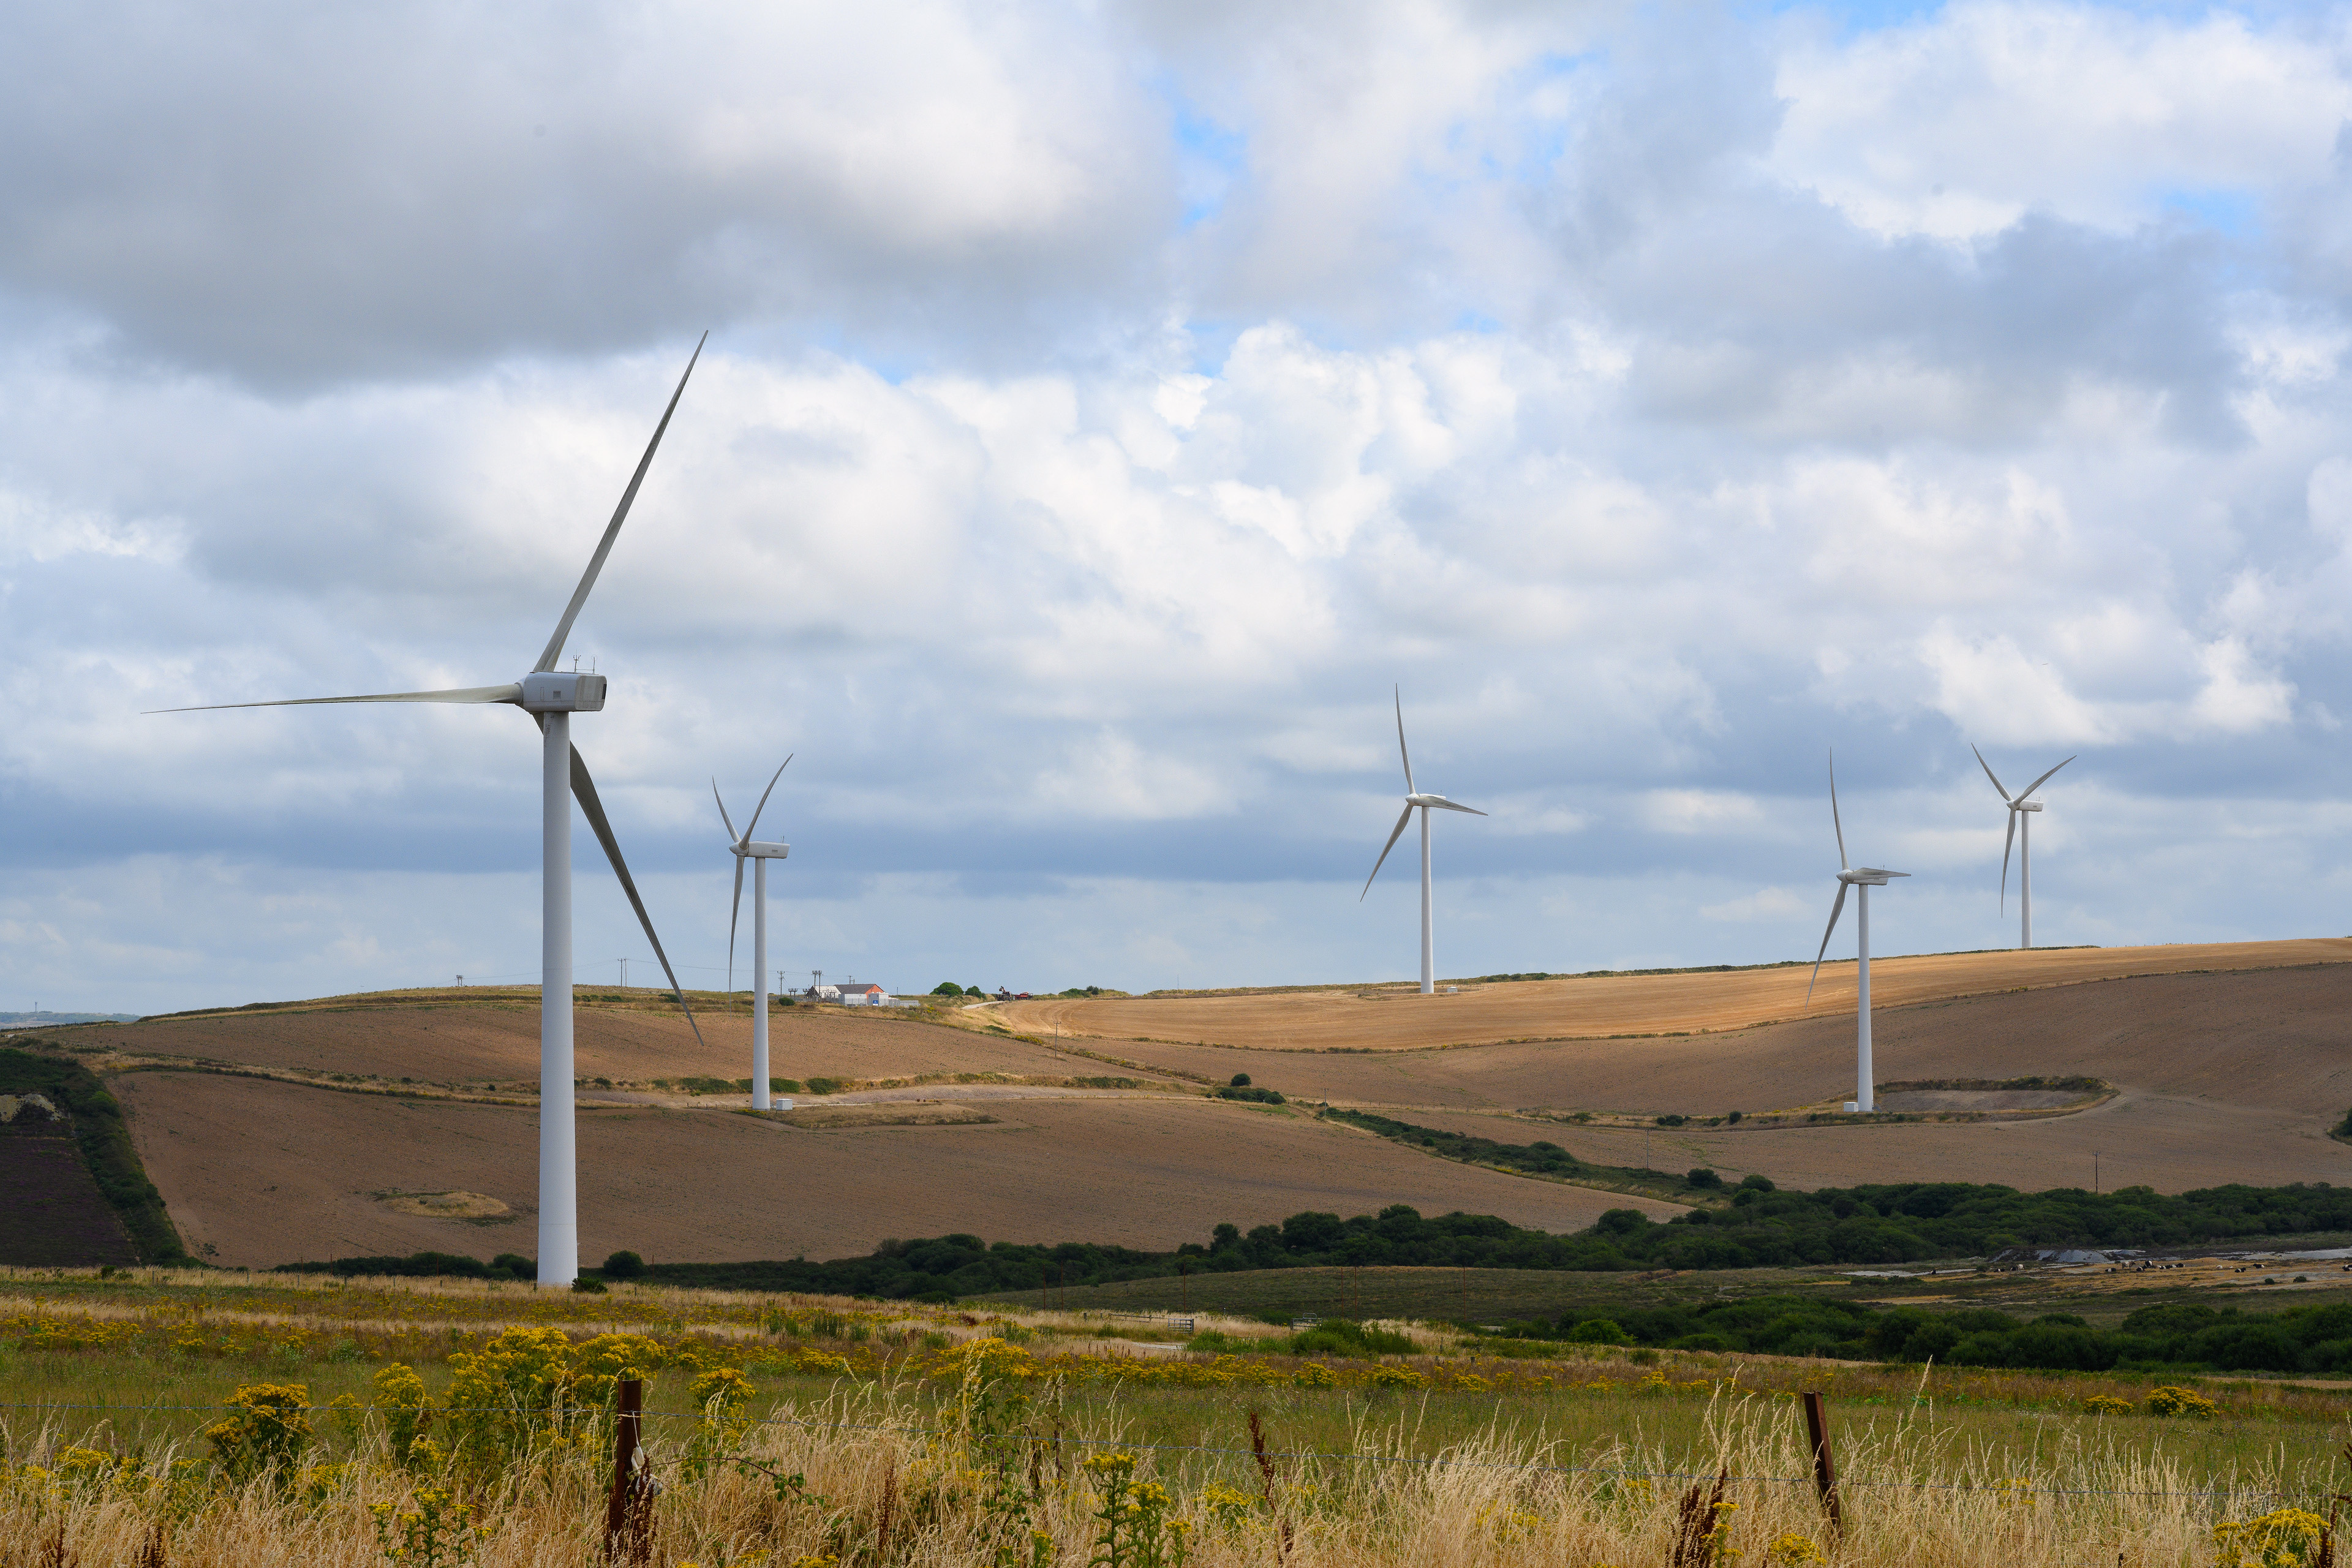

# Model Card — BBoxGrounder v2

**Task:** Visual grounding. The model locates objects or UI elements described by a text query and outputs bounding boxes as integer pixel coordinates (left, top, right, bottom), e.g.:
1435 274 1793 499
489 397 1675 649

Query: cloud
1699 886 1804 922
0 0 1174 385
1773 1 2352 241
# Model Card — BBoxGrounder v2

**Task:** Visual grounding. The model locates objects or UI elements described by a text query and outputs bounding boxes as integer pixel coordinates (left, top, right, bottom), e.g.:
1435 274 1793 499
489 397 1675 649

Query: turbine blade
1806 882 1850 1004
566 739 707 1050
1972 744 2012 802
2019 755 2076 801
1828 752 1848 871
727 854 745 994
712 778 739 844
533 334 707 674
1999 810 2017 913
1394 685 1415 796
147 683 522 714
1360 804 1415 900
743 754 793 839
1428 799 1486 815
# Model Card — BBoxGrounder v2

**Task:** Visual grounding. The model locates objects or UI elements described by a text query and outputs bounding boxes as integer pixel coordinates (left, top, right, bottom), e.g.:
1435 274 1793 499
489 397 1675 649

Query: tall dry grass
1 1371 2333 1567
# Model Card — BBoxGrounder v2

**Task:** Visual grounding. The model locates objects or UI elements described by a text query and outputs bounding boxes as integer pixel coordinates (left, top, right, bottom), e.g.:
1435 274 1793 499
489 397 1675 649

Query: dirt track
994 940 2352 1051
114 1073 1681 1268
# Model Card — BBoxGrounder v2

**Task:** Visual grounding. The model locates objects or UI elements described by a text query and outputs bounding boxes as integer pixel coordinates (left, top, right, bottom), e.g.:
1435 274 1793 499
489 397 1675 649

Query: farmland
8 935 2348 1274
992 938 2352 1051
107 1069 1678 1267
2 1266 2350 1566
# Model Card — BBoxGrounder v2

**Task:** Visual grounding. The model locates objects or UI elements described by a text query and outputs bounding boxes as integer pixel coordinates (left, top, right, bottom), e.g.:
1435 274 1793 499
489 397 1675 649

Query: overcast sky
6 0 2352 1013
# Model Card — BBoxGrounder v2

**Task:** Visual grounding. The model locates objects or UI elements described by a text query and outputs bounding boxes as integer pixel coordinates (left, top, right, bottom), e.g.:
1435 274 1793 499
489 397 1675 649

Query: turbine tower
1972 746 2073 950
716 756 791 1112
1806 753 1909 1112
1361 686 1486 994
154 339 712 1286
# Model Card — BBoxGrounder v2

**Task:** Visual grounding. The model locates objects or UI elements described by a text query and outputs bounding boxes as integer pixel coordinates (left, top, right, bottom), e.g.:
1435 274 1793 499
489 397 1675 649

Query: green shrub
1565 1318 1632 1345
1215 1085 1284 1104
1230 1073 1251 1087
1654 1114 1687 1127
1280 1319 1417 1359
570 1277 607 1294
1687 1168 1723 1188
602 1250 646 1279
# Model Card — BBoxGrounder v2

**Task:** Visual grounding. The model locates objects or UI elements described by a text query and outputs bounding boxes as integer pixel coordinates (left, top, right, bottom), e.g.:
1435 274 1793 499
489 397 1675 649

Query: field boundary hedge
0 1040 188 1264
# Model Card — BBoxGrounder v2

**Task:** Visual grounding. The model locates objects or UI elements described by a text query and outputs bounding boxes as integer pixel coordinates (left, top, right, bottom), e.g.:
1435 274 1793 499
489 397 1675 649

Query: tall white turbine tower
155 339 712 1286
1361 687 1487 994
716 756 791 1111
1806 754 1909 1112
1972 747 2073 950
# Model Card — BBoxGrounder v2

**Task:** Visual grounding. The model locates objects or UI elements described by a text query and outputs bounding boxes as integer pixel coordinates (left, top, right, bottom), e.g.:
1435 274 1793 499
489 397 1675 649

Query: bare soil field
112 1072 1681 1268
995 938 2352 1050
63 992 1098 1088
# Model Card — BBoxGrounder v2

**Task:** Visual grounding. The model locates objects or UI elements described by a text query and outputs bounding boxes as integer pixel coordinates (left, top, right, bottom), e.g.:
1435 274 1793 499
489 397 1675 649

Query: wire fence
0 1401 2317 1505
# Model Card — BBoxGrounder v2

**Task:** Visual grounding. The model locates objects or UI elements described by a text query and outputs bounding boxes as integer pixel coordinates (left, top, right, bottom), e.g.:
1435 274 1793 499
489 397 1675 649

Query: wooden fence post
1801 1390 1844 1536
605 1377 646 1562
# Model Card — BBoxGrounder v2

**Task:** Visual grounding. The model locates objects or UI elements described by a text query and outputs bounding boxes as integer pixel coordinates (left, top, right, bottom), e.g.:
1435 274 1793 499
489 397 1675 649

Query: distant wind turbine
715 756 791 1112
1806 753 1909 1113
1361 687 1486 995
1972 746 2073 950
153 338 713 1286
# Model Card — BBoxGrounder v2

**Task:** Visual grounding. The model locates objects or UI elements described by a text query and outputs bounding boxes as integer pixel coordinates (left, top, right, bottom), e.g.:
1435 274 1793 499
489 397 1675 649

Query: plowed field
111 1072 1680 1268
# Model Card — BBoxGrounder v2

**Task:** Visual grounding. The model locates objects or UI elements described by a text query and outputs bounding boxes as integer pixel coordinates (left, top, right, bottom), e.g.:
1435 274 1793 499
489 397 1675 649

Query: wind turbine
1806 753 1909 1113
1360 686 1486 994
715 756 791 1112
1972 746 2073 950
153 338 712 1286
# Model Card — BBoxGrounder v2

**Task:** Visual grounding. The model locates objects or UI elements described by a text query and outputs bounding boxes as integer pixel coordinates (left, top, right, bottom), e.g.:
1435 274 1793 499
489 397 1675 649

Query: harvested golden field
1042 962 2352 1194
995 937 2352 1050
111 1071 1681 1268
64 990 1099 1090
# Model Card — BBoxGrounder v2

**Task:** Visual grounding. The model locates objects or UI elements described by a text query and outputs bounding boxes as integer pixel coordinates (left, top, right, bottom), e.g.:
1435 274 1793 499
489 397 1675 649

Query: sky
6 0 2352 1013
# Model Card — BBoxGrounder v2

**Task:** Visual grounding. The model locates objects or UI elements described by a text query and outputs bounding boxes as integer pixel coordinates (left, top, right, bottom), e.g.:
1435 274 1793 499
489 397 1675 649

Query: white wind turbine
1360 686 1487 995
154 339 712 1286
1806 753 1909 1113
1972 746 2073 951
715 756 791 1112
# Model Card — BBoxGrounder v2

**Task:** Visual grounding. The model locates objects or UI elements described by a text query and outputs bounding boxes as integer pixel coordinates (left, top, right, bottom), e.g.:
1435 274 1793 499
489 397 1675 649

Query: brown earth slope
113 1073 1681 1267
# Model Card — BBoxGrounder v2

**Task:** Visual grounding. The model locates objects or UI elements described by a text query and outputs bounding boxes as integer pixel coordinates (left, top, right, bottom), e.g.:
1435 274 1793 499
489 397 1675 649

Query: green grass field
3 1265 2350 1566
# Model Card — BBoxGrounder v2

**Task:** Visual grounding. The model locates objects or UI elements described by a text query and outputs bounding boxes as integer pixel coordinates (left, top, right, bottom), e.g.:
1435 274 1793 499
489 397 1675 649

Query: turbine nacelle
519 673 606 713
2010 799 2044 813
732 841 790 859
1836 868 1909 886
1404 792 1483 813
